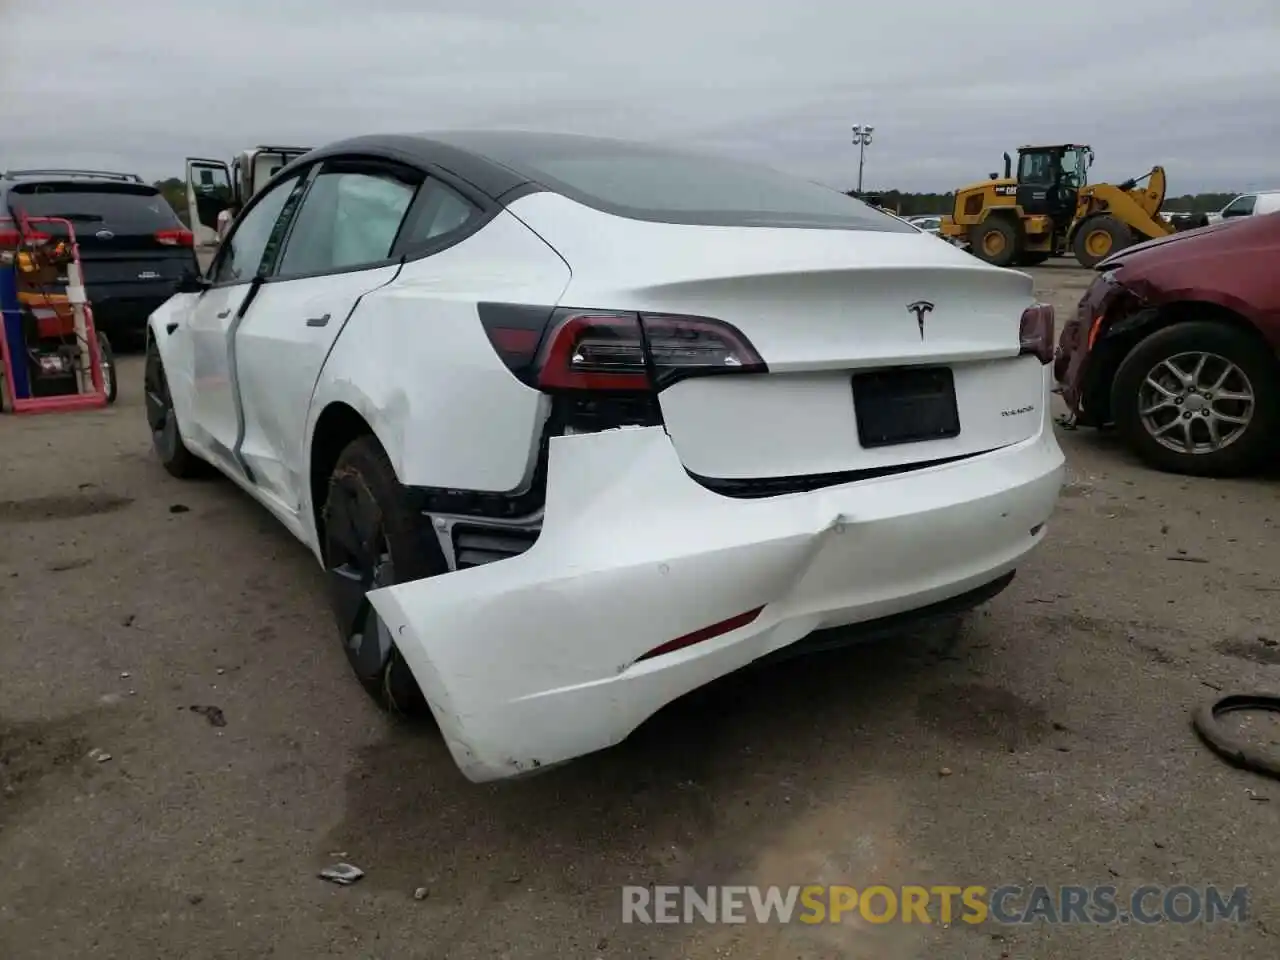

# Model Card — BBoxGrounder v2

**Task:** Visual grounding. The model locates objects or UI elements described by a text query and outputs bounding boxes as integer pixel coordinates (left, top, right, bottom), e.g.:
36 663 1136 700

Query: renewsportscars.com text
621 884 1249 926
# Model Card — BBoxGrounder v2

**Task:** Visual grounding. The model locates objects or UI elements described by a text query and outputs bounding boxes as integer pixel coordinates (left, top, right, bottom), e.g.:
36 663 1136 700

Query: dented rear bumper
368 392 1064 783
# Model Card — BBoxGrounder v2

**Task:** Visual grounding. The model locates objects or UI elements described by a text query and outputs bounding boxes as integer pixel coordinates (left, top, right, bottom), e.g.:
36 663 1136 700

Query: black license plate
852 366 961 448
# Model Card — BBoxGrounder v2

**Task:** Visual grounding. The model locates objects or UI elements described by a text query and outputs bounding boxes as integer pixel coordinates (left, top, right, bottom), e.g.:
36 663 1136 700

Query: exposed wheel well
1086 301 1277 424
309 402 375 544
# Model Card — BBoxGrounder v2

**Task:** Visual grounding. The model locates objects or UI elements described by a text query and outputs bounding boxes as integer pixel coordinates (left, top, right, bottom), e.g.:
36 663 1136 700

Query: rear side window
9 183 181 233
469 136 913 232
398 178 480 248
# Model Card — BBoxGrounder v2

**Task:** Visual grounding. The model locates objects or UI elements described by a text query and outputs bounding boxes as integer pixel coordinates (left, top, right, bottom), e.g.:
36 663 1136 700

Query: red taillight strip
635 606 766 663
155 228 194 247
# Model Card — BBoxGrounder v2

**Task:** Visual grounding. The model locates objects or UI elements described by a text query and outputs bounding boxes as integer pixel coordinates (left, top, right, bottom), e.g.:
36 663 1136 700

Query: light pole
852 124 874 195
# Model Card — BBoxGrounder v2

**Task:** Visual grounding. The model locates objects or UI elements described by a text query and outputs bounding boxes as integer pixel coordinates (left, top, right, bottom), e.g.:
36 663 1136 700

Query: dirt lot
2 261 1278 959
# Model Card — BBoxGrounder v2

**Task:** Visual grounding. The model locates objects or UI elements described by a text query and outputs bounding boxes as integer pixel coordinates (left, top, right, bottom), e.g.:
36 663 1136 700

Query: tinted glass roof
418 131 914 231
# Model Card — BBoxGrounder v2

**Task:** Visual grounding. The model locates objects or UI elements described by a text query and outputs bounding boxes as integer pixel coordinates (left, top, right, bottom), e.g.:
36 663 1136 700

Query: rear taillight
1019 303 1055 364
536 312 651 391
480 305 766 393
155 228 194 247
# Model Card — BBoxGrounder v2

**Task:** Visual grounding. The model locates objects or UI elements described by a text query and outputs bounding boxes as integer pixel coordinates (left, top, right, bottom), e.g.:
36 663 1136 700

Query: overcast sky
3 0 1276 194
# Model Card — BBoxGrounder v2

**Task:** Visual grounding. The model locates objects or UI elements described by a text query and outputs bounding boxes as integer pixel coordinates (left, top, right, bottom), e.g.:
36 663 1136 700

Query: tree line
155 178 188 222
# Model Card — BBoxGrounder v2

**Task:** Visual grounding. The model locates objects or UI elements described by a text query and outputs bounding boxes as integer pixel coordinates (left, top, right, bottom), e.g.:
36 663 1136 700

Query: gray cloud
2 0 1276 192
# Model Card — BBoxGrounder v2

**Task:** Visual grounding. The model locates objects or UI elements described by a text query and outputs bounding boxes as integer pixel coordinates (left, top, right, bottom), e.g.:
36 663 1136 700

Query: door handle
306 313 331 328
216 309 231 319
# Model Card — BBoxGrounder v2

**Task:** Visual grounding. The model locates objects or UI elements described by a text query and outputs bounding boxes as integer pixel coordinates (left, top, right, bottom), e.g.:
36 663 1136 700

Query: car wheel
144 338 207 478
968 218 1019 267
98 332 118 404
1111 321 1280 477
322 435 447 718
1073 215 1132 268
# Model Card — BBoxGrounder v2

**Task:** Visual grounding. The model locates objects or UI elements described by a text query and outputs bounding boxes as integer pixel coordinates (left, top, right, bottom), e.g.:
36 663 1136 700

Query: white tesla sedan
146 132 1064 782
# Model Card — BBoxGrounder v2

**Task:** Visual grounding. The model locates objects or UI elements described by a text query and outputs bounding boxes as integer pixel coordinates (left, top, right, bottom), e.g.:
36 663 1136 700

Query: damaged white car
146 132 1065 782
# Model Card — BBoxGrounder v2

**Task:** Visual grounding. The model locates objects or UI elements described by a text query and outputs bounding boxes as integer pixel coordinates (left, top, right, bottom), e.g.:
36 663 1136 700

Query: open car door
185 157 233 247
245 147 311 198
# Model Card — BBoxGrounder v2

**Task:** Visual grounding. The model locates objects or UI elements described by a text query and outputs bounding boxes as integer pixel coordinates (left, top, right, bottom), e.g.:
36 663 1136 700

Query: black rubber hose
1192 694 1280 780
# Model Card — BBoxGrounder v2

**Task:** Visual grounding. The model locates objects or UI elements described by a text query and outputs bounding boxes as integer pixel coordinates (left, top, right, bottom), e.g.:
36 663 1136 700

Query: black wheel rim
325 477 396 682
144 348 177 456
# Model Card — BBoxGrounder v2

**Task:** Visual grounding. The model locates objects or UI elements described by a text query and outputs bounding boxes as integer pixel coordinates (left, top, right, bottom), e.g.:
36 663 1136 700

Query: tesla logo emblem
95 229 114 240
907 300 934 339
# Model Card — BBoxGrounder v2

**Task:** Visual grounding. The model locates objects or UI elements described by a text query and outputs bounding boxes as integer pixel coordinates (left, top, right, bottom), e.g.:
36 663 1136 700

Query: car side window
1222 195 1256 218
398 178 482 250
276 167 418 277
213 174 302 285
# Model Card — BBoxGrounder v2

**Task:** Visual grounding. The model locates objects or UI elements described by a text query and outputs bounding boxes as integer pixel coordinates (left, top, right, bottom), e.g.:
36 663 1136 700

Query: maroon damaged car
1055 212 1280 476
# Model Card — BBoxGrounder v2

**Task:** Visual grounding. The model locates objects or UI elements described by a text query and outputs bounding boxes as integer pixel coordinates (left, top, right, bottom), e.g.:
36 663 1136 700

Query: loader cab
1015 143 1092 226
184 145 310 246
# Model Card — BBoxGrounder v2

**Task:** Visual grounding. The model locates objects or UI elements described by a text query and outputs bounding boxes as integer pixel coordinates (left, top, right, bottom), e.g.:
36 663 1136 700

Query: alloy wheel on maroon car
1137 351 1254 455
1111 321 1280 477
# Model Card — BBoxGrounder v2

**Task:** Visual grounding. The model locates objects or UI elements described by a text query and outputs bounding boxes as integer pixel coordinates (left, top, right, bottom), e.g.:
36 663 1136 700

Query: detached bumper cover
369 395 1064 782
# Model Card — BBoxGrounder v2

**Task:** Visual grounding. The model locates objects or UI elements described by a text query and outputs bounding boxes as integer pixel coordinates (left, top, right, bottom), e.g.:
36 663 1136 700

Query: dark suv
1 169 200 346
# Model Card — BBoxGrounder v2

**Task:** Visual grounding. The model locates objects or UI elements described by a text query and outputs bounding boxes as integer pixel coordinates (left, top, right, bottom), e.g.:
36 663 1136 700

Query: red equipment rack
0 214 109 414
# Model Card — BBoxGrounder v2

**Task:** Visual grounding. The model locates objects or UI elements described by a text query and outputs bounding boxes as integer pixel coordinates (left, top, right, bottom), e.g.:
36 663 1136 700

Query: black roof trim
1017 143 1091 152
269 134 535 201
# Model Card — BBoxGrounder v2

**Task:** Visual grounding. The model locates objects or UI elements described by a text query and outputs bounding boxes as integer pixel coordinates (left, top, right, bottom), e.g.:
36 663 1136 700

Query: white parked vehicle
147 132 1065 782
185 145 312 245
907 215 943 234
1205 190 1280 225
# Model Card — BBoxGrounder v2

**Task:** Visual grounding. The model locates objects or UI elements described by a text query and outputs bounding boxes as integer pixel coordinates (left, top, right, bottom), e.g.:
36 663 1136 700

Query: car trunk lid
514 197 1048 480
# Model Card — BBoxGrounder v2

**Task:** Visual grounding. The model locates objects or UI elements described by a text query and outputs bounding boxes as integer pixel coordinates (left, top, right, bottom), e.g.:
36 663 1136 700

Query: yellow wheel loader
938 144 1175 268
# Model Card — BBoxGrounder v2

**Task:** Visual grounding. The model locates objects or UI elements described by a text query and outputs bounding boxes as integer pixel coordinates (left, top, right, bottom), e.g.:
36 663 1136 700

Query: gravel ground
2 262 1278 959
